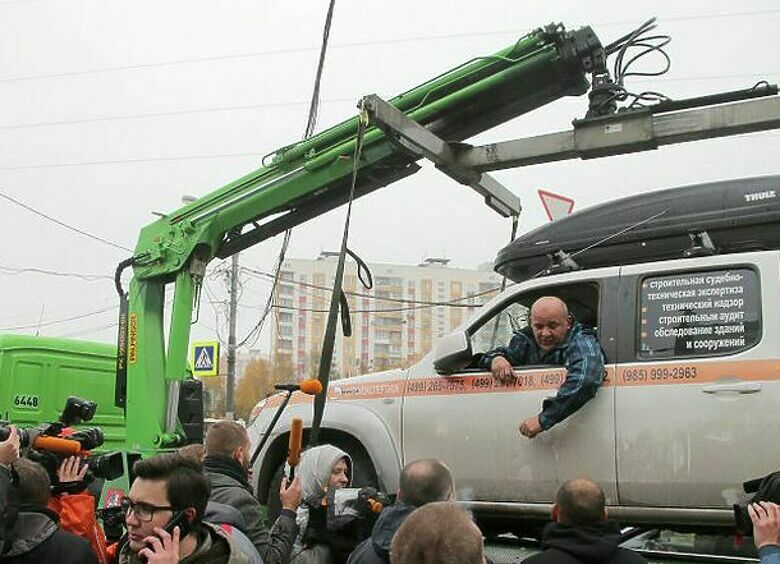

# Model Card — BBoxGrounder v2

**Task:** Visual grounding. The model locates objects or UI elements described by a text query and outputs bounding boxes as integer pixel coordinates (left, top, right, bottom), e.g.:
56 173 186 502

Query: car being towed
248 174 780 530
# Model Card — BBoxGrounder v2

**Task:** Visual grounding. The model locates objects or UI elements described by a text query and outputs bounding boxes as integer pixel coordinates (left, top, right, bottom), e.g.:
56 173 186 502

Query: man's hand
139 526 180 564
490 356 515 384
280 475 302 511
519 416 543 439
749 501 780 548
0 426 20 465
57 455 88 484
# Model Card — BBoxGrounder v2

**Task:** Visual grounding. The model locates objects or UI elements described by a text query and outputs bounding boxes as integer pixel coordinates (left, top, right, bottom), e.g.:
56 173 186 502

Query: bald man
479 296 605 438
522 479 647 564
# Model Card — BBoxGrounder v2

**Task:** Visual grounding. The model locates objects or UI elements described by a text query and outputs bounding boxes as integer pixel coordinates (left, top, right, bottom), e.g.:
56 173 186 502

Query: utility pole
225 253 239 421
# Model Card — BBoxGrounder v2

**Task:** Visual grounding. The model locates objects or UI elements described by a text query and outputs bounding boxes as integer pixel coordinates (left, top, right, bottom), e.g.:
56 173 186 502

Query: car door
615 251 780 508
402 269 619 504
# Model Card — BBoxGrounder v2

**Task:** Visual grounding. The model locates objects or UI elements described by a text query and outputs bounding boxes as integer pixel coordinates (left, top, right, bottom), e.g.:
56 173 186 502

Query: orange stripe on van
256 359 779 412
617 359 780 387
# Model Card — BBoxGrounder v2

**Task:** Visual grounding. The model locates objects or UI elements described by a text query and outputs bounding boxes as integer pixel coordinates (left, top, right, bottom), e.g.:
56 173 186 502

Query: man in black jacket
348 459 455 564
2 458 97 564
522 478 647 564
204 420 301 563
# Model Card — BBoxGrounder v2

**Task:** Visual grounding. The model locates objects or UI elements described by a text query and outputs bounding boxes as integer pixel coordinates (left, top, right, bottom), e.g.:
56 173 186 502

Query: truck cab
248 174 780 529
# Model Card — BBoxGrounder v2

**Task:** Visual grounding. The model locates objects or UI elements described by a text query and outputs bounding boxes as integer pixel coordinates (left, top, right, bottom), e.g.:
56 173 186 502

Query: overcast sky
0 0 777 352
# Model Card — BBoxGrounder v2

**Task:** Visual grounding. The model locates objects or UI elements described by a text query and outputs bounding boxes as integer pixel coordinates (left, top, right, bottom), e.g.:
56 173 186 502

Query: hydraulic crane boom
117 23 607 452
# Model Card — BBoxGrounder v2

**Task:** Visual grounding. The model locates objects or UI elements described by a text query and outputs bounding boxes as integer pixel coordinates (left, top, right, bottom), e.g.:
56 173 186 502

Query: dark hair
205 420 249 458
12 458 51 508
391 502 484 564
132 453 210 526
398 459 454 507
177 443 206 466
555 478 606 526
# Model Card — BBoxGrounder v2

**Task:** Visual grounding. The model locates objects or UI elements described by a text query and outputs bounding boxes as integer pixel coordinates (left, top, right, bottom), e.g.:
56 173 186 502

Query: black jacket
204 455 298 564
347 503 415 564
2 506 97 564
522 522 647 564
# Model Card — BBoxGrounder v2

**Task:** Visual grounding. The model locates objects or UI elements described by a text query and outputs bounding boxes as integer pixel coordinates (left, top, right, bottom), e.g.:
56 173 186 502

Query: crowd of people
2 419 780 563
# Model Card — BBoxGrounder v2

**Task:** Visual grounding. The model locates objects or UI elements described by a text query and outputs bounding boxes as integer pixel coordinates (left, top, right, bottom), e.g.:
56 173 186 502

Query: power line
0 97 354 131
4 126 777 173
2 70 777 132
0 265 113 281
0 153 258 171
0 8 777 84
0 189 132 251
55 321 119 339
239 265 501 307
0 303 118 331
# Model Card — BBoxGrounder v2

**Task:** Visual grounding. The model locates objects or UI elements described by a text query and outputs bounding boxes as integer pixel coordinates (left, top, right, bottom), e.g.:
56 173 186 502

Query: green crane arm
120 23 605 452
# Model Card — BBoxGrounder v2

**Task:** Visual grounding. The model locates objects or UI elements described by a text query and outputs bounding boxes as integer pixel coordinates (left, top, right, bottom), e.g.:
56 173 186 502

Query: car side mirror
434 331 473 374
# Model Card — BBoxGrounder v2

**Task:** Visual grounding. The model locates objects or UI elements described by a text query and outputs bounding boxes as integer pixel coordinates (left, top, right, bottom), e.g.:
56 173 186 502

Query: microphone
33 435 83 455
274 379 323 395
287 417 303 480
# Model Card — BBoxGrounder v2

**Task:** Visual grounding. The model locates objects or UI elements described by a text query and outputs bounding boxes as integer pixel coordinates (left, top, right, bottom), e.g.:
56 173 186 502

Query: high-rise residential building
270 253 502 379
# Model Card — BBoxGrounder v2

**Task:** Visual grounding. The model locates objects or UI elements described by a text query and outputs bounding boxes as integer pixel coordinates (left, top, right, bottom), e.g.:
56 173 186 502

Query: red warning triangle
538 189 575 221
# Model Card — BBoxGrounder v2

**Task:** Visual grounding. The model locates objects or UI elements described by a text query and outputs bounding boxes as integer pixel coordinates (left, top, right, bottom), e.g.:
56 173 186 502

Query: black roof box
495 175 780 283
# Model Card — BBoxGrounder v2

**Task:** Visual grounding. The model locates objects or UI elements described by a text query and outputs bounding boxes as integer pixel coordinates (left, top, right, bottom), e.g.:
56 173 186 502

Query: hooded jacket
49 491 109 564
522 521 647 564
2 506 98 564
291 444 354 564
346 503 415 564
204 454 298 564
117 521 250 564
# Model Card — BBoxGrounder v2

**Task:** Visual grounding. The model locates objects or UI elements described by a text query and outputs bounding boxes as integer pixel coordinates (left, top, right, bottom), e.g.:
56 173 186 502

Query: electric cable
0 304 119 331
0 266 113 281
238 265 500 307
0 8 776 84
0 189 132 252
237 0 337 349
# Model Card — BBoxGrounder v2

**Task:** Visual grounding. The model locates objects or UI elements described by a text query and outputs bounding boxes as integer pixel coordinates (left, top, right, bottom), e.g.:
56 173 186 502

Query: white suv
248 175 780 529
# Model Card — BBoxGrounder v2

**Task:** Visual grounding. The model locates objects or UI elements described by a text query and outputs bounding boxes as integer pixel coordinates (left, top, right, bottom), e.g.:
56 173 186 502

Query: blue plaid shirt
760 546 780 564
479 323 605 430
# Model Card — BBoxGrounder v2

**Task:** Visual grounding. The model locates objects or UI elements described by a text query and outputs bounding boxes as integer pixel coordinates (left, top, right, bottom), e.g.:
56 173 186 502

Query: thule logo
744 189 776 202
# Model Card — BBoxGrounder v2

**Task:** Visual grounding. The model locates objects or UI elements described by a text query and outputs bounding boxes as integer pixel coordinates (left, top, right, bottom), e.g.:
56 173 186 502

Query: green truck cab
0 334 125 452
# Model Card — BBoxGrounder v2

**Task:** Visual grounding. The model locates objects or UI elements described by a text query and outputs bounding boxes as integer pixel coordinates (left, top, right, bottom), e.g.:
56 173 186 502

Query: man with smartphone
118 453 251 563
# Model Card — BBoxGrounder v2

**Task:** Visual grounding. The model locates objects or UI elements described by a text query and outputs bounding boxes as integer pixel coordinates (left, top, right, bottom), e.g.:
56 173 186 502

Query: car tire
264 441 378 523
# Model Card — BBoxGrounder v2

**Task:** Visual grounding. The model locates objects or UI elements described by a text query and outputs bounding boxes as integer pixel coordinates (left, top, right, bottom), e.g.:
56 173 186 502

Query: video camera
734 470 780 535
303 486 394 536
0 396 123 487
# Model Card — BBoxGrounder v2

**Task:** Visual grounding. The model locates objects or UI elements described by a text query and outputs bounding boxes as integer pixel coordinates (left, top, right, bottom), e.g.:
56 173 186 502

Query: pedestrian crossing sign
191 341 220 377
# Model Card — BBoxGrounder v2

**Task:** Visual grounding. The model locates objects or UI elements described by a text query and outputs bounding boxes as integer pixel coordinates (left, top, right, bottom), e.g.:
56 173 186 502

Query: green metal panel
0 334 125 451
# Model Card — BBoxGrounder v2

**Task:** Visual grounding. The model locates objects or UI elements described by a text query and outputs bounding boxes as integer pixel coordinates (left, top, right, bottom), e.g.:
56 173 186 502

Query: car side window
469 282 600 362
471 302 529 356
638 267 761 359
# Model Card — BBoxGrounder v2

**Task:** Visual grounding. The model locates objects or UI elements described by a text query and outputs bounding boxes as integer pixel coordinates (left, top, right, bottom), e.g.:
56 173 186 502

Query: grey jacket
206 466 298 564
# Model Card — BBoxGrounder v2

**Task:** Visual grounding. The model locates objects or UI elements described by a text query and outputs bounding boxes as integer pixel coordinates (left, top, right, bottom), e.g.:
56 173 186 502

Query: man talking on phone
117 453 251 564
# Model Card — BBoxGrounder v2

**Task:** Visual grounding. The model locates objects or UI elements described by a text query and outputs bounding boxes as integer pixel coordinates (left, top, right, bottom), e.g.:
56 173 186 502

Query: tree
235 355 294 421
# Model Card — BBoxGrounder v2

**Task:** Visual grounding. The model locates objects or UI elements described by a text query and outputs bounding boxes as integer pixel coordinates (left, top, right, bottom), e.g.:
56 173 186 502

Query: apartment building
271 253 501 379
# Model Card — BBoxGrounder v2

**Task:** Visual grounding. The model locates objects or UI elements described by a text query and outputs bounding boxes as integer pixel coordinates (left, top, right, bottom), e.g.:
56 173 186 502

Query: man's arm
478 332 533 371
537 334 604 431
232 477 300 564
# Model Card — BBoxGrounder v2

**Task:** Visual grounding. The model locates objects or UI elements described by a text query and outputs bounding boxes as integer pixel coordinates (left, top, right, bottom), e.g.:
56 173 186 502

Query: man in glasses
117 453 251 564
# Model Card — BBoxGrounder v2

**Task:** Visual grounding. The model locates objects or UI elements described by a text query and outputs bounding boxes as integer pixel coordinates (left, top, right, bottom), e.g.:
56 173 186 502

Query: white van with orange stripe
248 175 780 529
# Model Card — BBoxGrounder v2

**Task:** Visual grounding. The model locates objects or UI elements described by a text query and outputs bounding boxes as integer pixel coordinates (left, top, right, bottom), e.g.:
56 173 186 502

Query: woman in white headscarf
290 444 355 564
